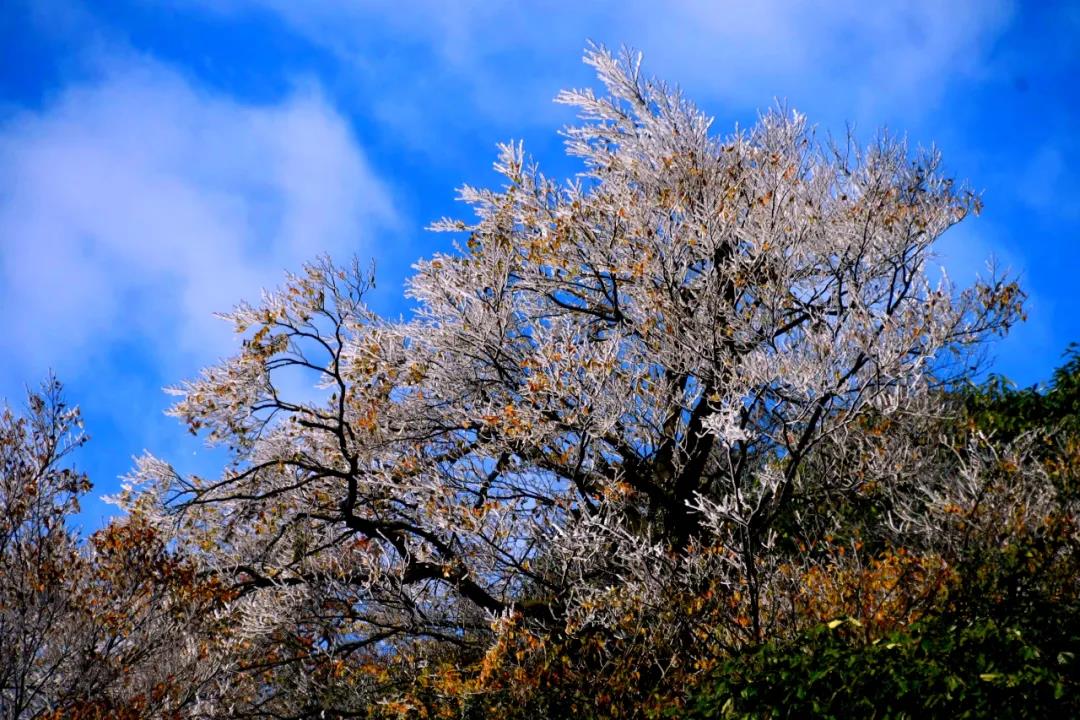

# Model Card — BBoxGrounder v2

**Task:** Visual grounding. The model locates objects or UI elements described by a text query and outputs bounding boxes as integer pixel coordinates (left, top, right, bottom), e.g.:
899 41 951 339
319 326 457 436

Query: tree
119 47 1026 716
683 349 1080 719
0 381 233 720
1 379 90 718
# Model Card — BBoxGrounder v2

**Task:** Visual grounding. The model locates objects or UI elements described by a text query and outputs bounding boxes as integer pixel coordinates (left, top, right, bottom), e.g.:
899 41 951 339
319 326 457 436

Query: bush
684 615 1080 719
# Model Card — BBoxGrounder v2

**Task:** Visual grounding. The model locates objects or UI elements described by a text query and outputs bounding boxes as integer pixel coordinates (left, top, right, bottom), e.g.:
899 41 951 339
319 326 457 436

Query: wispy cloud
0 54 394 381
195 0 1013 130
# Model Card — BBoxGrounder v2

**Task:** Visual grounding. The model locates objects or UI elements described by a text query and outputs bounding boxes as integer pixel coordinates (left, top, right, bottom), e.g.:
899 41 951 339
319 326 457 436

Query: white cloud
0 56 395 380
193 0 1014 129
624 0 1013 117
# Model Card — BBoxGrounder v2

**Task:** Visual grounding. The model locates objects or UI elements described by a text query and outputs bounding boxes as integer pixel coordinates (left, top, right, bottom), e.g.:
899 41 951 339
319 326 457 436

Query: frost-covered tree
0 379 89 718
0 381 231 720
119 47 1026 715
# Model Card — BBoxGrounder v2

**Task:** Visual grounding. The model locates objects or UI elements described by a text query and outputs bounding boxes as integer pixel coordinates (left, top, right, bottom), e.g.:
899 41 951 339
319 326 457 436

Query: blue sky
2 0 1078 528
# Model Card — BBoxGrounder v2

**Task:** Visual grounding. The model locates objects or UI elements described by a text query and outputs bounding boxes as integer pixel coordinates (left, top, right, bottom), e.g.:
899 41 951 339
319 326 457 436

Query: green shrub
683 615 1079 719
